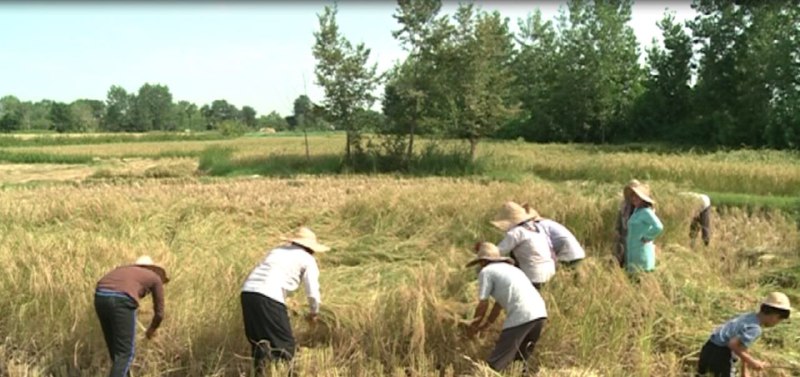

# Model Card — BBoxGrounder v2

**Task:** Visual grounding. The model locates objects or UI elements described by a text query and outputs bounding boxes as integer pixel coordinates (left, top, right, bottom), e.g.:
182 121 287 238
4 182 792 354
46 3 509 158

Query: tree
49 102 74 133
312 4 380 164
174 100 201 131
104 85 133 132
444 5 519 159
508 10 560 141
292 95 317 130
240 106 257 129
132 83 174 131
69 101 97 132
389 0 448 161
259 111 290 131
0 95 24 133
632 12 694 142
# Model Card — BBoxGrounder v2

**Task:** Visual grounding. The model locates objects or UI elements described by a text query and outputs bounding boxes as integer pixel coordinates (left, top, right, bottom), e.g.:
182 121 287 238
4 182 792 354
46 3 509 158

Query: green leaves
312 4 380 163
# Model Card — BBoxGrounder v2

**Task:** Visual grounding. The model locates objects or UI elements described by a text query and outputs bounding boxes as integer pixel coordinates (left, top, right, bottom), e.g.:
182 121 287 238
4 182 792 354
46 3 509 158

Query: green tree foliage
132 83 174 132
202 99 240 130
0 95 24 133
240 106 257 129
48 102 74 133
69 100 100 132
444 5 519 159
258 111 290 131
174 100 202 132
689 1 800 148
104 85 133 132
631 12 694 142
387 0 449 161
292 95 317 130
312 4 380 164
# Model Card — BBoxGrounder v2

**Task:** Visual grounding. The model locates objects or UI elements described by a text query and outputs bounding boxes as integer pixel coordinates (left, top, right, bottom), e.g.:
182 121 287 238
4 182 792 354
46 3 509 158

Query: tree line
1 1 797 156
0 85 345 135
311 0 800 164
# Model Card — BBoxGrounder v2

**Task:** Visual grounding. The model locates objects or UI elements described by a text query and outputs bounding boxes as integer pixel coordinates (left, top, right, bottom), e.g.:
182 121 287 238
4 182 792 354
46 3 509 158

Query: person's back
242 245 319 304
479 262 547 329
536 219 585 263
497 222 555 286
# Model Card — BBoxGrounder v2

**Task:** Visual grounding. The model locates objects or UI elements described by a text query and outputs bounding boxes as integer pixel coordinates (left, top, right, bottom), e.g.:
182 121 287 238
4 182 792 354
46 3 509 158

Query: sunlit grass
0 175 797 376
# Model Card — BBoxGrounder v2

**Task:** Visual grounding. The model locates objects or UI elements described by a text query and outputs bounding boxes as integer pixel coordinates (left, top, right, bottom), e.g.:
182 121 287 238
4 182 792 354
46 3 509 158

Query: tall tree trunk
406 118 416 168
469 137 478 162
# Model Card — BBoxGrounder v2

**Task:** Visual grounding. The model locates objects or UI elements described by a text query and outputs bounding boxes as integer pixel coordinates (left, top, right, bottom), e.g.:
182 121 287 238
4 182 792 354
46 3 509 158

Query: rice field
0 133 799 376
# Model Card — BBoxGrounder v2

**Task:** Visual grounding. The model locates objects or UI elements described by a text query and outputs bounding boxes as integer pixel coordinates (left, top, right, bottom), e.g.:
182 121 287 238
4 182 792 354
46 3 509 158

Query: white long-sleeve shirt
241 245 321 314
497 222 556 284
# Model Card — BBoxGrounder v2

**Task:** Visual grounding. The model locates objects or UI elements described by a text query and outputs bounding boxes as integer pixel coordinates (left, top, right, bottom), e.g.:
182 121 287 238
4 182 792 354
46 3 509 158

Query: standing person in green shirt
625 183 664 274
615 179 641 267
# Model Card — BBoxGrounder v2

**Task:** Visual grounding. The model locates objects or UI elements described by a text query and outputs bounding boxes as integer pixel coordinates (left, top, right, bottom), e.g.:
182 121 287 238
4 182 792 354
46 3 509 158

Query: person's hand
145 328 157 340
750 359 767 371
305 312 318 325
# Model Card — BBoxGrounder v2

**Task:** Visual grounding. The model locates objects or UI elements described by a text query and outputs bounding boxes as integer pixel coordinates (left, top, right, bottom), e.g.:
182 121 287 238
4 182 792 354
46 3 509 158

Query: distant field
0 133 799 376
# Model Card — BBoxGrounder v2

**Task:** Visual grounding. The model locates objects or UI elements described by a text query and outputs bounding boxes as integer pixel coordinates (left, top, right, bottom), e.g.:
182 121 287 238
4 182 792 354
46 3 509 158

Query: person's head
134 255 170 284
629 183 655 208
491 201 537 231
466 242 513 272
759 292 792 327
284 226 330 256
623 179 642 202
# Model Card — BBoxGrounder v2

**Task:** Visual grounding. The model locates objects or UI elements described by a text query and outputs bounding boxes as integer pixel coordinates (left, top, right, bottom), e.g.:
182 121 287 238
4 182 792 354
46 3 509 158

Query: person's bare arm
728 337 766 374
467 300 490 337
480 302 503 330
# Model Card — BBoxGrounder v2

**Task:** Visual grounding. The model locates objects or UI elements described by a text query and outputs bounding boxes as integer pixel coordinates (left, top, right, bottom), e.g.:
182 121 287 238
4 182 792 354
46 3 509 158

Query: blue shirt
709 312 762 349
625 207 663 273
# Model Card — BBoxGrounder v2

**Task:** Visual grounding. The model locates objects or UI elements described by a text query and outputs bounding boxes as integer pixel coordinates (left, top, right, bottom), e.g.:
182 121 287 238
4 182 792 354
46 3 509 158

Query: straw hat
491 201 536 231
521 203 542 221
284 226 330 253
629 183 656 205
466 242 513 267
134 255 169 283
623 179 642 201
762 292 793 312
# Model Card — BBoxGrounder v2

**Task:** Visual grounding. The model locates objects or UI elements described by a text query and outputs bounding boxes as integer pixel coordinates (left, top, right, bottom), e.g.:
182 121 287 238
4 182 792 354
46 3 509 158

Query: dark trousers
691 207 712 246
241 292 296 376
697 340 735 377
94 290 138 377
487 318 546 372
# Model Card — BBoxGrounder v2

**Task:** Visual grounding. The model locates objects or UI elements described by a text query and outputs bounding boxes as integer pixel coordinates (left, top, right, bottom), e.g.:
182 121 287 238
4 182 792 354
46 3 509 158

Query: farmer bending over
467 242 548 373
94 255 169 377
241 226 329 375
697 292 792 377
492 201 556 290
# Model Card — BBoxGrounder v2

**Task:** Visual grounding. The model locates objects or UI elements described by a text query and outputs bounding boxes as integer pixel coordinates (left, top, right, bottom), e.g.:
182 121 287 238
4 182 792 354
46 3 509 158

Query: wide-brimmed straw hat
134 255 169 283
466 242 513 267
629 183 656 205
623 179 642 200
521 203 542 221
491 201 536 231
284 226 330 253
762 292 793 312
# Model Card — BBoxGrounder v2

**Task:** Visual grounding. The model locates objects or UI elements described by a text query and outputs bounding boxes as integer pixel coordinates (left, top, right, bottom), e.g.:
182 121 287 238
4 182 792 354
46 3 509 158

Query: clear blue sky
0 1 695 117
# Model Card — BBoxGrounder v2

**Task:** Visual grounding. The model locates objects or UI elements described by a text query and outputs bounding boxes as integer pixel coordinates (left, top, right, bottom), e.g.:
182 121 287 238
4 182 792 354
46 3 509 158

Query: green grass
0 131 228 148
196 142 487 177
0 149 94 164
708 191 800 214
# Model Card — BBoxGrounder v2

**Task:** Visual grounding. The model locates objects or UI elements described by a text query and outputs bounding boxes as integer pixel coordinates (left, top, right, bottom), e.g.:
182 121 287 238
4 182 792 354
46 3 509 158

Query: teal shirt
625 207 664 273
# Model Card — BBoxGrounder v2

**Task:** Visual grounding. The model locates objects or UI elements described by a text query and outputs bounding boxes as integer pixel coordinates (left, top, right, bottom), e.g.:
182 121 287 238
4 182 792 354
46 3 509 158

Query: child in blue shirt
697 292 792 377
